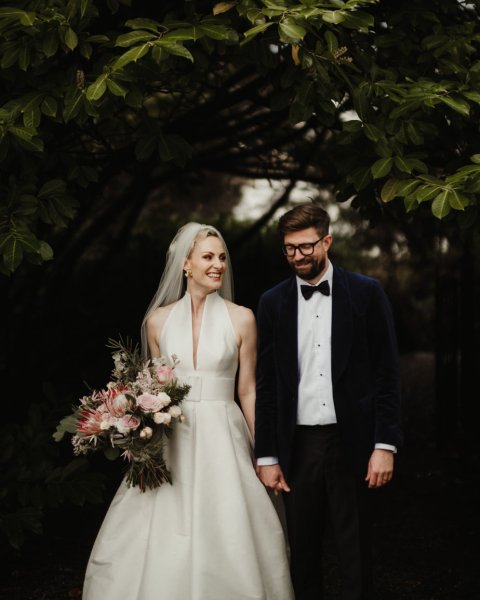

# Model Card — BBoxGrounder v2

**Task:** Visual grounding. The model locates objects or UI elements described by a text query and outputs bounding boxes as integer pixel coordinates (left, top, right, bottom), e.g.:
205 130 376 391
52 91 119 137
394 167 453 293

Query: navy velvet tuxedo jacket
255 265 403 478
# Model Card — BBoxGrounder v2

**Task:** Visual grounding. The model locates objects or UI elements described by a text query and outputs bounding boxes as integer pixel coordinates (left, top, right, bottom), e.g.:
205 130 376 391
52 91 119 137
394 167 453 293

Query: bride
83 223 294 600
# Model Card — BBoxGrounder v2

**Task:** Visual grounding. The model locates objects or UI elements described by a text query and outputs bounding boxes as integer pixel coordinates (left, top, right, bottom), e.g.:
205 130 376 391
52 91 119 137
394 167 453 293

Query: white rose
153 412 172 425
139 426 153 439
157 392 171 407
168 406 182 418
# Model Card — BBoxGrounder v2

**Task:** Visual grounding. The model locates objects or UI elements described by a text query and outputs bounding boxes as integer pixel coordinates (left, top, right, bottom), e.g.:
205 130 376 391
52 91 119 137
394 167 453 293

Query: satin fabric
83 291 294 600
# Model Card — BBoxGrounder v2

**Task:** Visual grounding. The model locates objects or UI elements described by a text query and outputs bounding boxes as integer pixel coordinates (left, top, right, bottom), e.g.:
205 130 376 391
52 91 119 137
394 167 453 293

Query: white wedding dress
83 291 294 600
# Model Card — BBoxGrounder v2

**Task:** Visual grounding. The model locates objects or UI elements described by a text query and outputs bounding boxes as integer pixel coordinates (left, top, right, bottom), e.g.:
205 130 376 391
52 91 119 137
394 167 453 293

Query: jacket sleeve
367 280 403 448
254 293 279 458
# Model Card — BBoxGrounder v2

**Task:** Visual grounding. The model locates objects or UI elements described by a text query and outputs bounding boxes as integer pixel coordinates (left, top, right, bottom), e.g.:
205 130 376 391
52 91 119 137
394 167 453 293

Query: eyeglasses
282 237 325 257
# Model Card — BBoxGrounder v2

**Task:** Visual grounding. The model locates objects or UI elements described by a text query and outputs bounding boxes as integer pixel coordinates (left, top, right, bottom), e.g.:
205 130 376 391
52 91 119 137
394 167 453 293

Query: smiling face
184 234 227 294
283 226 332 283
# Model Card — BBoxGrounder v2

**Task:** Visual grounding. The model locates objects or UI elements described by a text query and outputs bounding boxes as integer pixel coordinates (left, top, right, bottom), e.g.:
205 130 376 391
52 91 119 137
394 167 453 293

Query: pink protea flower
105 389 132 417
77 407 106 436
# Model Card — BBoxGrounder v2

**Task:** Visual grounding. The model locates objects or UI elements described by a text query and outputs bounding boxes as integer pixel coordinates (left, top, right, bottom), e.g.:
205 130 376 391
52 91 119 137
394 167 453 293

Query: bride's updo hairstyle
140 222 234 358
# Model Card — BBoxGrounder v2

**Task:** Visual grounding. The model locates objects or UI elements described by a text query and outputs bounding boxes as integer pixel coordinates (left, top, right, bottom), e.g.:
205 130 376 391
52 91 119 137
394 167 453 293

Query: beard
289 255 326 282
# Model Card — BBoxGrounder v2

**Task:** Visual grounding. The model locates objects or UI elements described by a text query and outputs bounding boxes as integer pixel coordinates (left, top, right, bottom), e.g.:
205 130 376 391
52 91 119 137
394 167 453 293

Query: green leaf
470 154 480 165
86 74 108 101
322 11 345 25
363 123 382 142
2 236 23 272
111 43 150 71
325 30 338 53
394 156 413 174
352 87 368 120
64 27 78 51
431 190 451 219
447 189 466 211
106 79 128 97
395 179 421 198
380 177 401 203
41 96 58 117
463 91 480 106
159 41 194 62
242 22 274 41
371 157 393 179
0 8 35 26
80 0 90 19
348 166 372 192
406 122 424 145
18 45 30 71
415 185 439 203
39 241 53 261
116 31 156 47
125 18 160 32
440 95 470 117
404 194 418 213
42 31 59 57
279 19 307 43
162 27 200 42
199 23 237 41
38 179 66 198
63 89 84 122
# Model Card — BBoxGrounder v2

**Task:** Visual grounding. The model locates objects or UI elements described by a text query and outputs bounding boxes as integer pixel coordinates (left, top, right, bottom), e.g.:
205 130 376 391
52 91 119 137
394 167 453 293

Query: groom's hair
278 204 330 238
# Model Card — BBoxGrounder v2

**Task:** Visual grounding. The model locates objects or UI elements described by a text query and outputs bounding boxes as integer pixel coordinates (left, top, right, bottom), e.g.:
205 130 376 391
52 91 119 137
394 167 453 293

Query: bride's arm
146 308 169 358
234 307 257 439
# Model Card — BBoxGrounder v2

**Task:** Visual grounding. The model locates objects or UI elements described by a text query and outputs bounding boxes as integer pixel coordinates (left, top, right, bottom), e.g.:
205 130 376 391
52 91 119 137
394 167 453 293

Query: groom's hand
256 464 291 493
365 449 394 489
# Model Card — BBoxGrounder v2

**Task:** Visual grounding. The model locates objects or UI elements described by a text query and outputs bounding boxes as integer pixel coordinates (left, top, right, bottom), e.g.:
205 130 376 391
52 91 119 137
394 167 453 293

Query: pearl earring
184 269 192 278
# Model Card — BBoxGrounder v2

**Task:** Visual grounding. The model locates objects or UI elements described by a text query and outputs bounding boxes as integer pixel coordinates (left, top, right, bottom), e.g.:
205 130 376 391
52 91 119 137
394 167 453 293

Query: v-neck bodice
160 291 238 385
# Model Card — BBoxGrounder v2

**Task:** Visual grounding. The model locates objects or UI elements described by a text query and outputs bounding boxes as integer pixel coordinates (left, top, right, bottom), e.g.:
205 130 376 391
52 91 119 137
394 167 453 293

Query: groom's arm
365 279 403 488
367 279 403 448
255 293 291 493
254 293 279 459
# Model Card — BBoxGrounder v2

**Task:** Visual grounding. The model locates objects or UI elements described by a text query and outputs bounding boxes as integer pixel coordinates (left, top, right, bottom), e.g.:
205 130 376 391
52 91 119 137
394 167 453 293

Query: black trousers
283 425 374 600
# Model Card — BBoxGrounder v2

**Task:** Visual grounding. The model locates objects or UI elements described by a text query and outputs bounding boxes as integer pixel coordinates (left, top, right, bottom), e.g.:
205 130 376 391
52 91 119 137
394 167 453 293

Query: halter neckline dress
83 291 294 600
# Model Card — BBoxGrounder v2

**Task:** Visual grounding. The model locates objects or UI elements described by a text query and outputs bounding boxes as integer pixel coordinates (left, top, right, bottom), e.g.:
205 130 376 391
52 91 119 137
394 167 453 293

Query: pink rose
116 415 140 434
136 393 164 413
156 366 175 384
153 412 172 425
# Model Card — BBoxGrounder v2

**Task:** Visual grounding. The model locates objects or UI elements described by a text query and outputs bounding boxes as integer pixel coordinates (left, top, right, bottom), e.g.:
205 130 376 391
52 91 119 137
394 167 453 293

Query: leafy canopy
1 0 480 273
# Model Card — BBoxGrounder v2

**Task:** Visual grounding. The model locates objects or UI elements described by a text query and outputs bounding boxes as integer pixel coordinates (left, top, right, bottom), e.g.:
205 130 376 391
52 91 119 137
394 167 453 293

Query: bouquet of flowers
53 338 190 492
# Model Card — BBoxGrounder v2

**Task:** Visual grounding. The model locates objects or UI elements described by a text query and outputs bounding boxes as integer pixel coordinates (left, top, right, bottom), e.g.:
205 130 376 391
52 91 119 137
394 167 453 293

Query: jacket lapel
331 265 353 384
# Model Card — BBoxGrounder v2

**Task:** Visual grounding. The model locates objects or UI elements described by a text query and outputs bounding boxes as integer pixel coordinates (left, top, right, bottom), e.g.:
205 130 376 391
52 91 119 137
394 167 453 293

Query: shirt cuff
256 456 279 466
375 443 397 454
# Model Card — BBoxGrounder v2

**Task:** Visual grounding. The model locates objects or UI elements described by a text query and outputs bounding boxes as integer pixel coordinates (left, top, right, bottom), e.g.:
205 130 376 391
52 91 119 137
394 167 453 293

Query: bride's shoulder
224 300 255 327
146 303 177 331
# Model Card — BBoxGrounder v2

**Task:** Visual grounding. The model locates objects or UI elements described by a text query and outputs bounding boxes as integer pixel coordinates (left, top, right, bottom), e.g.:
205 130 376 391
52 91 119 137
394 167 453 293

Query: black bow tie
300 280 330 300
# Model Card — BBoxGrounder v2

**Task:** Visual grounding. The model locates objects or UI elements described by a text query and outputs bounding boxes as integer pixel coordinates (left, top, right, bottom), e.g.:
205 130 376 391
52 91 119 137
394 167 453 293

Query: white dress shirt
257 261 395 466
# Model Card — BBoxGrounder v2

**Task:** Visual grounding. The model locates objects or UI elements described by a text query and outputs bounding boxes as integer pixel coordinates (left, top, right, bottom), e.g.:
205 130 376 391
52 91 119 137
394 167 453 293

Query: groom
255 204 402 600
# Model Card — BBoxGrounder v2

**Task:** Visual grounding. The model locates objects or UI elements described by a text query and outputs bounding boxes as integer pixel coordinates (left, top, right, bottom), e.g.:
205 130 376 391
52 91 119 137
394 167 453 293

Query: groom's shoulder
259 277 293 303
335 265 381 289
